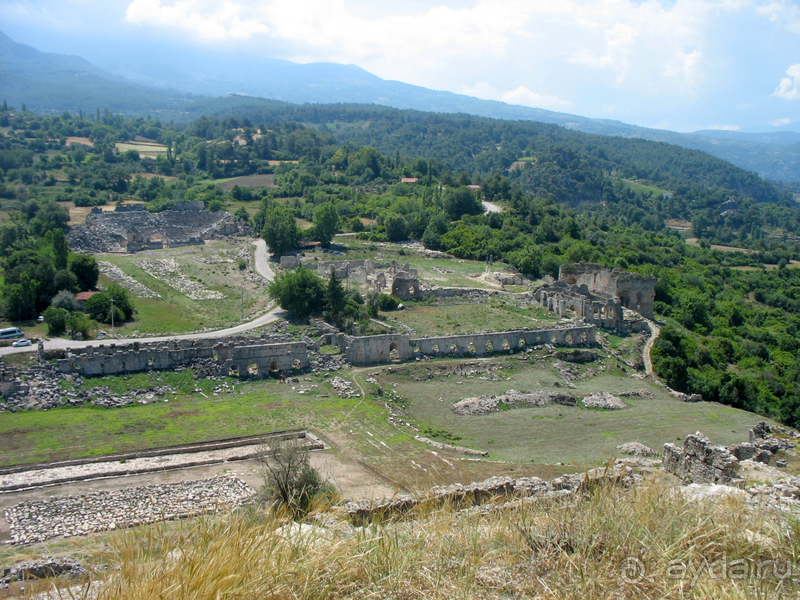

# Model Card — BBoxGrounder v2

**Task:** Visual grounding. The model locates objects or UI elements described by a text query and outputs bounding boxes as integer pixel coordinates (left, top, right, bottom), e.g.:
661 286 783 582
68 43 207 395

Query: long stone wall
53 337 308 378
343 325 597 366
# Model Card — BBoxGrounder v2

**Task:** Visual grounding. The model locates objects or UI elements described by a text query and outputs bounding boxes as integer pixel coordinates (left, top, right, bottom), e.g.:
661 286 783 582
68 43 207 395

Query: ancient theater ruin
67 202 242 254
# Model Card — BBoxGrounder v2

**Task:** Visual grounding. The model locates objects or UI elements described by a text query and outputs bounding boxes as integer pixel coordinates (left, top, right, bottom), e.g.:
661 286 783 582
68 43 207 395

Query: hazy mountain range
2 31 799 183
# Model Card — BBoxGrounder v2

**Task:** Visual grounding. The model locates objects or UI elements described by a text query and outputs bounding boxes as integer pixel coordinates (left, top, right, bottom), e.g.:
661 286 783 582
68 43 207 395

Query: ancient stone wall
53 337 308 379
343 325 597 366
662 433 739 484
559 263 655 319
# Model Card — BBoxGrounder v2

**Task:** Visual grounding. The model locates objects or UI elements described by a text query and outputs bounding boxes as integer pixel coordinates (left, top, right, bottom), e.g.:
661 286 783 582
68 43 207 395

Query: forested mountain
3 31 800 183
0 32 192 115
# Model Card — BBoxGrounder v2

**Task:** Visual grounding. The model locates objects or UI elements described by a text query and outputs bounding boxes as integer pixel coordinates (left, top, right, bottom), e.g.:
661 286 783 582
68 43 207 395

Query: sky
2 0 800 133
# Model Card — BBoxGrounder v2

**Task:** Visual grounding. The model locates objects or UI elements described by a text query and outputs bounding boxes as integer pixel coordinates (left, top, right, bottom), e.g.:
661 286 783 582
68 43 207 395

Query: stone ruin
662 423 798 485
67 202 242 254
557 263 655 320
532 280 623 328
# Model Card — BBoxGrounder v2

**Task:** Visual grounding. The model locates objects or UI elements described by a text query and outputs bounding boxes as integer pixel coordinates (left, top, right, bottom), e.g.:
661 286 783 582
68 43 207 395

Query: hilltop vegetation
3 103 800 427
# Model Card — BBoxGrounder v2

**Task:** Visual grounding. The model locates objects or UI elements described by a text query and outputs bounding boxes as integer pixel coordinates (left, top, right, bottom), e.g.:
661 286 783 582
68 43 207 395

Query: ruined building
557 263 655 320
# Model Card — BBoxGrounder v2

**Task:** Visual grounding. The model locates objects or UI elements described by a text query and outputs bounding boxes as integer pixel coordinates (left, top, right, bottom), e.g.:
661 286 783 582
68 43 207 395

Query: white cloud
461 82 570 108
770 117 795 126
708 124 741 130
774 64 800 100
756 1 800 34
125 0 269 40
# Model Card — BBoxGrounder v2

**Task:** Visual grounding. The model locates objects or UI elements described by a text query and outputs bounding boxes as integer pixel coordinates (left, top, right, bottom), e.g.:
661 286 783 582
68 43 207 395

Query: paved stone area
4 476 255 544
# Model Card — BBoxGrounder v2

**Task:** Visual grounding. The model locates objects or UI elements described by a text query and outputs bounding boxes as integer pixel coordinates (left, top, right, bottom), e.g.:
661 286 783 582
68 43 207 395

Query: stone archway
389 341 401 362
229 364 240 377
248 363 260 376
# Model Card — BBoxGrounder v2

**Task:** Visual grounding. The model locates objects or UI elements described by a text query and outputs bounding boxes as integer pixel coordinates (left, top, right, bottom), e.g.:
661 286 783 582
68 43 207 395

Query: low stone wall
345 466 635 524
662 433 739 484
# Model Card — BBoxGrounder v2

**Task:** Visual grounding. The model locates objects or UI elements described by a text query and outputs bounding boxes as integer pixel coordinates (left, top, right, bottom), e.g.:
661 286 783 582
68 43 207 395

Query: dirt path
643 318 660 377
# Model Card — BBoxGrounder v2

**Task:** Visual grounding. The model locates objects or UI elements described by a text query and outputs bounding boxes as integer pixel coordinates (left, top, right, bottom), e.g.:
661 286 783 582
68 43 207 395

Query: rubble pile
4 476 255 544
98 261 160 298
582 392 626 410
452 390 576 415
616 442 657 457
132 259 225 300
0 365 65 411
309 350 348 372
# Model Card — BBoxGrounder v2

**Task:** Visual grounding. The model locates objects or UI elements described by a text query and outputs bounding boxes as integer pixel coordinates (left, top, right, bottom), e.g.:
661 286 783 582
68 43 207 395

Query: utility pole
110 298 115 338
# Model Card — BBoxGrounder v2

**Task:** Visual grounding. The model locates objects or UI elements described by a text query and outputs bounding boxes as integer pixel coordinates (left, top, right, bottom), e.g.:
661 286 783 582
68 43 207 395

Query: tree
49 229 69 271
267 267 325 319
313 203 340 248
384 213 408 242
324 271 347 325
444 187 482 220
43 306 69 335
69 254 99 291
257 438 335 517
262 205 299 256
51 290 78 311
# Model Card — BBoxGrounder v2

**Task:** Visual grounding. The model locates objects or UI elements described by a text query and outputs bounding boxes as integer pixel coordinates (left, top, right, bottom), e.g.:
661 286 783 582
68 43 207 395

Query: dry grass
35 475 800 599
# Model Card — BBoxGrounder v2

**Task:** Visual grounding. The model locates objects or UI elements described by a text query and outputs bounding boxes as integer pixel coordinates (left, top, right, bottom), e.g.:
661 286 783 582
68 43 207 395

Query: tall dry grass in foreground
48 475 800 599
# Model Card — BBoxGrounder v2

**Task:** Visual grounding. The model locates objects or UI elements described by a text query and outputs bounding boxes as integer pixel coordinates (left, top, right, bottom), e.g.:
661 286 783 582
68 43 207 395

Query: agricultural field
114 141 168 158
214 174 276 191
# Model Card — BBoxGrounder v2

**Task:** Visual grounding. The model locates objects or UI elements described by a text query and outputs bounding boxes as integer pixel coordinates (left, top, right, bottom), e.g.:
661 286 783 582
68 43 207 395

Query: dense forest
3 103 800 426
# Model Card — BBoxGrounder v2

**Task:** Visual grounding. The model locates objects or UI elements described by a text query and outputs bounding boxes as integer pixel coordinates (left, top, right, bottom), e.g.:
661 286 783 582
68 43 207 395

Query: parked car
36 315 44 323
11 338 32 347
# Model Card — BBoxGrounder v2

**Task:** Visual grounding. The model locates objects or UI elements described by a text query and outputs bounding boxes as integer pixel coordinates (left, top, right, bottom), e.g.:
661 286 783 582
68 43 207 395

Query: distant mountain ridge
2 30 799 182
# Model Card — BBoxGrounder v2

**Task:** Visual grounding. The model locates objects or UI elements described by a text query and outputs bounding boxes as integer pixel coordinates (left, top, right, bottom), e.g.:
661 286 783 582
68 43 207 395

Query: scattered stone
730 443 772 464
330 376 359 398
777 459 788 468
414 435 488 457
98 261 160 298
132 258 224 300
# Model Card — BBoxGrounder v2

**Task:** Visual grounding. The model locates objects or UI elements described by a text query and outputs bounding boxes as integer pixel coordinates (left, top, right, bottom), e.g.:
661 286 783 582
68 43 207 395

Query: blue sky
2 0 799 133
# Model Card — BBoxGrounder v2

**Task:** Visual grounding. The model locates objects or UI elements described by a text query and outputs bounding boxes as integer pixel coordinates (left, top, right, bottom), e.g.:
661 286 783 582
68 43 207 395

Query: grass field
376 353 772 465
0 370 374 466
619 178 670 197
388 297 559 336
